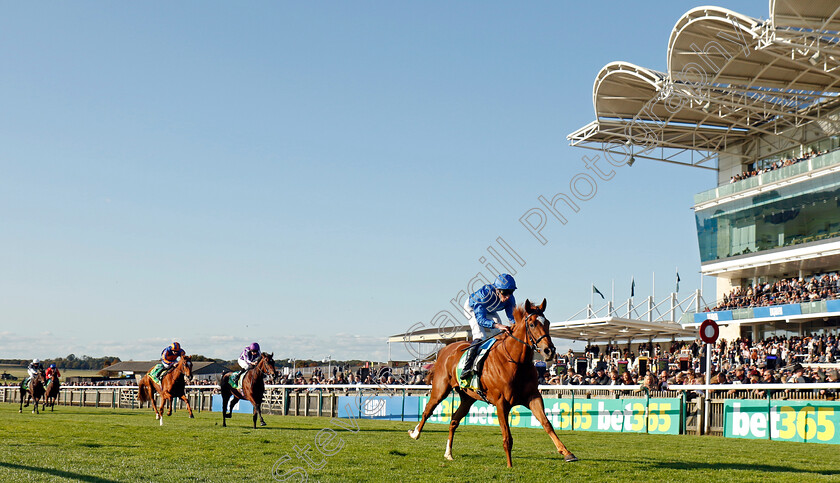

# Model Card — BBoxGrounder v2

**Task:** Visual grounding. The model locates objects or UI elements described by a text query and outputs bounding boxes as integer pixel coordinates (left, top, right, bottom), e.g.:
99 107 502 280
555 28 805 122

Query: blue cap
494 274 517 291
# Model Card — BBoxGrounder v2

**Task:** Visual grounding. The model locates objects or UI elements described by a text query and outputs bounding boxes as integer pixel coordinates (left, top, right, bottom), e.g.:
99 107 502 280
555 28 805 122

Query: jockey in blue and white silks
460 274 516 381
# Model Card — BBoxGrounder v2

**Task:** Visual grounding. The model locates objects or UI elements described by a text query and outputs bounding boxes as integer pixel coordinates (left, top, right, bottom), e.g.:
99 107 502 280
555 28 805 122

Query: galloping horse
409 299 577 467
44 371 61 411
219 352 277 428
19 370 46 414
137 355 194 425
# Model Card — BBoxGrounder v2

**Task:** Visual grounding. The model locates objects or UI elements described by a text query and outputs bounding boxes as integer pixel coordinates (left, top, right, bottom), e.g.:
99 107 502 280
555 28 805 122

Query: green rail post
767 391 772 441
401 388 406 422
645 387 650 434
571 390 575 431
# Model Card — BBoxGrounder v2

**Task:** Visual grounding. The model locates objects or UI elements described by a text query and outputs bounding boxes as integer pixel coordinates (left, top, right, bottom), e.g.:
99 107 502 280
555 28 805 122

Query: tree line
0 354 121 370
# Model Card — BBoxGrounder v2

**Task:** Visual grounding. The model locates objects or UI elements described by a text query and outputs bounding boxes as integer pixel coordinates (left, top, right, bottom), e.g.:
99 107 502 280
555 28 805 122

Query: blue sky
0 1 755 361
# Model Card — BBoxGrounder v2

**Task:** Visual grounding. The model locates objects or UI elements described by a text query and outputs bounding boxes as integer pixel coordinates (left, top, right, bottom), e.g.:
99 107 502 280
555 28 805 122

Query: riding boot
460 341 481 380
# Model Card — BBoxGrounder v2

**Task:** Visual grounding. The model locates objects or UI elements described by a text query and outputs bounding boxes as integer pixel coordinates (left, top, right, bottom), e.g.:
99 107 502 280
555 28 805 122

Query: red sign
699 319 719 344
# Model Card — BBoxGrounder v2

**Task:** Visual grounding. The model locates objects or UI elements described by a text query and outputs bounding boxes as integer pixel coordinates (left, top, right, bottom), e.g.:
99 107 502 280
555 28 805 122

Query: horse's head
179 355 193 379
513 298 555 361
259 352 277 376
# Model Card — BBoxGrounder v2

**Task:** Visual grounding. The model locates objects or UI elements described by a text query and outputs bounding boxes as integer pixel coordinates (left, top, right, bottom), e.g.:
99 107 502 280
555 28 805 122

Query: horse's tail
137 377 151 404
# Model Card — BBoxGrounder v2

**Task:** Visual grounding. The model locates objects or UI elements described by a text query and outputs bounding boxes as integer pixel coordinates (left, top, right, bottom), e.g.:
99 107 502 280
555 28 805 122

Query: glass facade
696 170 840 262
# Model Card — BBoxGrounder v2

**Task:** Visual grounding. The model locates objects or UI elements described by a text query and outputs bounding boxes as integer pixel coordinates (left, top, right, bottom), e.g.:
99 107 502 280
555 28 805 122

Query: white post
670 293 677 322
647 296 654 322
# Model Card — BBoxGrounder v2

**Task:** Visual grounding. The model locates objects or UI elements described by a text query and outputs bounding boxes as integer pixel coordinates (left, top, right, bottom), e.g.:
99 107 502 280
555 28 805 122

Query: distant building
101 361 231 382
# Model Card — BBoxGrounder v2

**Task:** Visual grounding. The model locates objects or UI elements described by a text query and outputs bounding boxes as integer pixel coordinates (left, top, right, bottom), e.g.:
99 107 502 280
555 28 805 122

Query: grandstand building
568 1 840 344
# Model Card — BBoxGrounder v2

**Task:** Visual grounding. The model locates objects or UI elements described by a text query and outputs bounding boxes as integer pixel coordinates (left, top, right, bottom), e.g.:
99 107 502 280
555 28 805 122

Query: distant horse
219 352 277 428
44 372 61 411
19 370 46 414
408 299 577 467
137 355 194 425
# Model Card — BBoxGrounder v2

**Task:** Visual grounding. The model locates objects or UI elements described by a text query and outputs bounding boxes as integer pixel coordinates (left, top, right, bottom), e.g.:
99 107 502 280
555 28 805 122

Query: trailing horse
408 299 577 467
44 372 61 411
219 352 277 428
137 355 194 425
19 370 46 414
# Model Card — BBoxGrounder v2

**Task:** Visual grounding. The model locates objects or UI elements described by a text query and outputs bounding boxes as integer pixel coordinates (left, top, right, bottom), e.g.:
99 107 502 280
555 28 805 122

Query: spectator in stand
593 367 610 385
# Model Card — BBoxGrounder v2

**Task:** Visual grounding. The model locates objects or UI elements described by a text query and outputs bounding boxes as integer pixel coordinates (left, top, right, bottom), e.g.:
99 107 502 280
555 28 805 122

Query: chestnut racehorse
44 372 61 411
137 355 194 425
219 352 277 428
19 370 46 414
409 299 577 467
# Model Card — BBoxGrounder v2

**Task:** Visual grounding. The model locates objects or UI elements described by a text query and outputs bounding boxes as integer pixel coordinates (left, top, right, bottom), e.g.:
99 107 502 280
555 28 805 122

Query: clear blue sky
0 1 755 361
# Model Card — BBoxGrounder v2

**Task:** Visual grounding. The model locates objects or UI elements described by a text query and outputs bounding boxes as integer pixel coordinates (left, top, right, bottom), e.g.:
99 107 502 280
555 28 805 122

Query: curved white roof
569 2 840 170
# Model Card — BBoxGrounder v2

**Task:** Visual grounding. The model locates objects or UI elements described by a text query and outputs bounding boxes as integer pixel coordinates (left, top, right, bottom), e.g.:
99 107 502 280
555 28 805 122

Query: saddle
457 338 497 393
228 370 248 390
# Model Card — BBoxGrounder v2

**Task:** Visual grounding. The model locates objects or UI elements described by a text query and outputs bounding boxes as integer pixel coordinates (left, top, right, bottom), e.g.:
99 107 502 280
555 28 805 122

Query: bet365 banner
418 396 680 435
724 400 840 444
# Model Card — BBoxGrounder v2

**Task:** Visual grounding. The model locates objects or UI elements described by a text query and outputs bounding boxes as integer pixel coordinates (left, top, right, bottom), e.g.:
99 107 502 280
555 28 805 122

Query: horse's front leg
180 395 194 418
495 401 513 467
526 395 577 462
257 401 266 427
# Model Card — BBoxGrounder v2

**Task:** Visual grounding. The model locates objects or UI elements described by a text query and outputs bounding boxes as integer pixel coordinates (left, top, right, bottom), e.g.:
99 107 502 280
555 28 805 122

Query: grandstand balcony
694 148 840 279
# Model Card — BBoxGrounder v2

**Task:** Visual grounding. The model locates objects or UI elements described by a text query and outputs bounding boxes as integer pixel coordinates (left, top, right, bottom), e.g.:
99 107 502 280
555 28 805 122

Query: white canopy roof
569 2 840 169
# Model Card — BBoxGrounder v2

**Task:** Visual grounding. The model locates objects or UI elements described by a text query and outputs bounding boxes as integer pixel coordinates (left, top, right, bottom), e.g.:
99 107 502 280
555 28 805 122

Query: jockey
24 358 42 386
460 274 516 381
150 342 185 383
238 342 262 372
45 363 60 382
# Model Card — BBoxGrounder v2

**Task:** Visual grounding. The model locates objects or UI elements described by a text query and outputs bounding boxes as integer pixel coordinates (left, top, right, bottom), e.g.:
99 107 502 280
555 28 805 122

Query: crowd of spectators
710 273 840 311
4 334 837 396
539 332 839 397
729 148 830 184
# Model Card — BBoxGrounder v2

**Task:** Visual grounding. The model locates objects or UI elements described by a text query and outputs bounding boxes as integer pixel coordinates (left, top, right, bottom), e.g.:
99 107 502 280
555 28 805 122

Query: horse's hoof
564 453 578 462
159 419 163 426
444 454 453 461
260 421 267 426
408 429 420 440
18 410 22 413
189 415 195 419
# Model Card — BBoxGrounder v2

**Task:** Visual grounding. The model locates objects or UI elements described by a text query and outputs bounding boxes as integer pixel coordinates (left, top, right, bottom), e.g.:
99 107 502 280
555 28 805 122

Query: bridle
506 312 550 352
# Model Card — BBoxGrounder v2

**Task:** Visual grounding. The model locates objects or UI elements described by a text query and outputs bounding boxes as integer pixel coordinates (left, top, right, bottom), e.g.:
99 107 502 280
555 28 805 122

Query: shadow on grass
0 461 119 482
651 461 839 476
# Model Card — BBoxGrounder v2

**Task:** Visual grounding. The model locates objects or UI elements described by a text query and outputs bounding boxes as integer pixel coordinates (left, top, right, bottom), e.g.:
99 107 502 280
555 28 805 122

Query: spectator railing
5 382 839 442
694 148 840 204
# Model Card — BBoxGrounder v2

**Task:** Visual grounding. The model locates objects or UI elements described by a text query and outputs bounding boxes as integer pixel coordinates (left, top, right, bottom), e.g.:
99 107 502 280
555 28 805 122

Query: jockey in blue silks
460 274 516 381
150 342 185 383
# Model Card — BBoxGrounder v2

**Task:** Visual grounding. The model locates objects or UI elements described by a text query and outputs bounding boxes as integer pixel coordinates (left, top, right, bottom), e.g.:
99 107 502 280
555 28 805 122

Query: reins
500 312 549 362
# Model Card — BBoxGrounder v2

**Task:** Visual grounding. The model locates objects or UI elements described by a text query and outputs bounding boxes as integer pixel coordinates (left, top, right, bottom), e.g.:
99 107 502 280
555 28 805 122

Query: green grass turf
1 403 838 482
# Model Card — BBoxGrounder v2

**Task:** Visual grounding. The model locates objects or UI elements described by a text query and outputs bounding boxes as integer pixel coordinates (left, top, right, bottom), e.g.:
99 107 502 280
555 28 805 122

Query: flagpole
652 271 655 300
611 279 615 305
